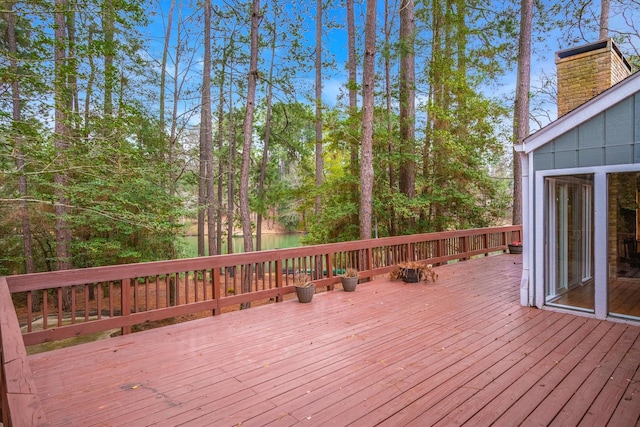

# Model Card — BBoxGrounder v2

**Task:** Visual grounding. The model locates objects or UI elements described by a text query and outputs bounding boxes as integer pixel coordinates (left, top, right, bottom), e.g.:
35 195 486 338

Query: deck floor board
27 254 640 426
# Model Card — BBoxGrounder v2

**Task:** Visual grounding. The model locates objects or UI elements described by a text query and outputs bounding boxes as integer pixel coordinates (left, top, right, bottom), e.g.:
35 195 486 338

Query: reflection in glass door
608 172 640 320
545 175 594 310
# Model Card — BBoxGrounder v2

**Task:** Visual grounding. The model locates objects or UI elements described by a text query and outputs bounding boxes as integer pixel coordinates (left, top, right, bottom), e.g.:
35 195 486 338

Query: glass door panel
608 172 640 319
545 175 594 311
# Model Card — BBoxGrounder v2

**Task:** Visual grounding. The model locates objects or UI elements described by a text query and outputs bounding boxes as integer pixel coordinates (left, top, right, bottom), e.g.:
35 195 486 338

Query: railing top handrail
3 225 521 292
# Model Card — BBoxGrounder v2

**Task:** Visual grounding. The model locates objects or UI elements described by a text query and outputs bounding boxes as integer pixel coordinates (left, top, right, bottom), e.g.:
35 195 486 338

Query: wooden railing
0 225 520 426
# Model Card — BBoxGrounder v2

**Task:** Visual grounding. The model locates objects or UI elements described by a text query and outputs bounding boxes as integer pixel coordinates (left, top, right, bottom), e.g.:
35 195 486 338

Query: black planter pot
508 244 523 254
341 276 358 292
295 284 315 303
402 268 420 283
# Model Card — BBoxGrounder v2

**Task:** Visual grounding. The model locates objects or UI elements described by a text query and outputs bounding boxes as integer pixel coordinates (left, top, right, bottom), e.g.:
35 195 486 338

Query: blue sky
145 0 639 134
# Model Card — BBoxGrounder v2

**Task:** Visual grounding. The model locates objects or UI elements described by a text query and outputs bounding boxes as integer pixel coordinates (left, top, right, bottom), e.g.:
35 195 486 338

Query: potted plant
508 241 523 254
340 268 359 292
389 262 438 283
294 273 315 303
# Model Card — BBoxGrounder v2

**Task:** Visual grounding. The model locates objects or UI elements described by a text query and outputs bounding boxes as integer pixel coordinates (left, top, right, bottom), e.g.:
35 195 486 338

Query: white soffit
517 71 640 154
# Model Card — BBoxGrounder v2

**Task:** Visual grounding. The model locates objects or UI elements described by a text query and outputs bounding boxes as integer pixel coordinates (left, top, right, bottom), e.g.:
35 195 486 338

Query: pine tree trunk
239 0 261 308
347 0 358 169
216 37 229 256
227 68 235 256
384 0 396 236
54 0 73 311
360 0 377 241
314 0 323 216
599 0 610 39
399 0 416 200
202 0 216 257
6 1 37 311
512 0 532 226
257 16 277 255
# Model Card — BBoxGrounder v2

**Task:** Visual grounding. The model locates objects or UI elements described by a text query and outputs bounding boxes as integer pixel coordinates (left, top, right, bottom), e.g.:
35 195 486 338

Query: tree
199 0 216 257
53 0 73 273
360 0 377 241
5 1 35 275
256 12 277 253
347 0 358 168
399 0 415 200
314 0 323 216
599 0 610 39
513 0 533 226
239 0 261 307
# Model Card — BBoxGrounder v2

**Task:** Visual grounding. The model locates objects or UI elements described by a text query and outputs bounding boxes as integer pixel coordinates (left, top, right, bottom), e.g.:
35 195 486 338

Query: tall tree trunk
202 0 216 257
54 0 73 312
599 0 610 39
161 0 177 259
66 1 79 116
216 36 229 256
257 14 277 253
6 1 36 293
360 0 377 241
314 0 323 215
159 0 175 131
347 0 358 168
384 0 396 236
102 0 114 116
227 68 235 256
399 0 416 201
512 0 533 226
197 2 207 257
84 25 96 135
239 0 261 308
197 137 206 256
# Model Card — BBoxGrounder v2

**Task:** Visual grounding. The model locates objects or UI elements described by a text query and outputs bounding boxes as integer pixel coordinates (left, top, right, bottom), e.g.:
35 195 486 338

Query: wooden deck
27 254 640 426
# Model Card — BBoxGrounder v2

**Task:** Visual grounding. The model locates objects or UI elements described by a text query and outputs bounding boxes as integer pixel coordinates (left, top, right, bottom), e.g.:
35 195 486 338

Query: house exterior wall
533 94 639 171
527 89 639 320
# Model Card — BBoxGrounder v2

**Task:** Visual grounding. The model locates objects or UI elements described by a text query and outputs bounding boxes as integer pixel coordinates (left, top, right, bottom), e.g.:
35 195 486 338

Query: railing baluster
84 284 89 322
185 271 190 304
71 286 76 325
97 283 102 320
57 288 62 327
42 290 48 330
155 276 160 309
5 225 521 346
122 278 131 335
27 292 33 332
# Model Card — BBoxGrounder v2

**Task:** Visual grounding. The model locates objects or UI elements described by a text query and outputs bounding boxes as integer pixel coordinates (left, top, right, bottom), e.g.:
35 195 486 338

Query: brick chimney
556 38 631 117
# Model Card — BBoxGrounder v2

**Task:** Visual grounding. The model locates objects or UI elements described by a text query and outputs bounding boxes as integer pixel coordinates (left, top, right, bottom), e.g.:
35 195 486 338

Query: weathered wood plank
0 278 48 426
24 255 640 427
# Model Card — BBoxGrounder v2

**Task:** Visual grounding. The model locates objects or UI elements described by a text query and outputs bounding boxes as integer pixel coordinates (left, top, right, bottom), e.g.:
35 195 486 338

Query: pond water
180 233 304 258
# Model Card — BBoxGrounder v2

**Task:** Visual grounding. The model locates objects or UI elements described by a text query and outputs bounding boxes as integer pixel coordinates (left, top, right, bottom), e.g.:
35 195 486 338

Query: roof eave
521 72 640 155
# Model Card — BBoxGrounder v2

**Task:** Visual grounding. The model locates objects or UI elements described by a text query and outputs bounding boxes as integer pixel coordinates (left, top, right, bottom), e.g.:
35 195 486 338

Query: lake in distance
180 234 303 258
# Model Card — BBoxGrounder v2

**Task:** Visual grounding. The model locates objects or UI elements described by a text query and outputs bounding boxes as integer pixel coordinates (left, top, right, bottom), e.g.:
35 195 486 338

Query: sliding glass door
608 172 640 319
545 175 594 310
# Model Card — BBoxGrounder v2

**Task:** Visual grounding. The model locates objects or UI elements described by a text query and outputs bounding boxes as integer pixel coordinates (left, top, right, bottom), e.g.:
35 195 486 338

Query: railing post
121 278 131 335
367 247 373 282
462 236 469 260
484 232 489 256
213 267 221 314
275 259 283 302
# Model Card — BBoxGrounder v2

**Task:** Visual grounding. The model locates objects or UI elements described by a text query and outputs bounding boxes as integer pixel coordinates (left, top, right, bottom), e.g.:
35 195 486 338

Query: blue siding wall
533 94 638 170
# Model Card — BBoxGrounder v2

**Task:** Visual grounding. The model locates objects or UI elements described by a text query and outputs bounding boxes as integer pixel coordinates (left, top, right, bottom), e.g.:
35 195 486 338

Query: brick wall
556 39 631 117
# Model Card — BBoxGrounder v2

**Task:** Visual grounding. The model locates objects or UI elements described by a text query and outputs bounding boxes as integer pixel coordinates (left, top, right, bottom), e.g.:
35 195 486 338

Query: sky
144 0 639 135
